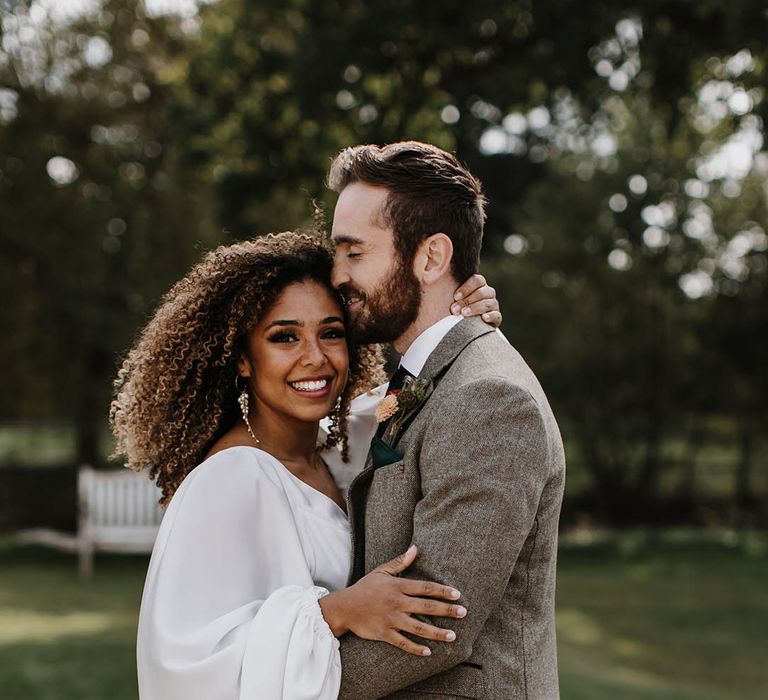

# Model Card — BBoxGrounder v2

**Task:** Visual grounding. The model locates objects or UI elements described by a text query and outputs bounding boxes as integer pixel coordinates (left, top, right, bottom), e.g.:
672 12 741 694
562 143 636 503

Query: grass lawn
0 531 766 699
0 544 145 700
556 530 768 700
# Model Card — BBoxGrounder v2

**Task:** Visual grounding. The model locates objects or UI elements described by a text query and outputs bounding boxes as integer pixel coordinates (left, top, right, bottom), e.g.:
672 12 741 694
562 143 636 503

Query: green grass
0 532 766 699
0 423 116 468
556 530 768 700
0 544 145 700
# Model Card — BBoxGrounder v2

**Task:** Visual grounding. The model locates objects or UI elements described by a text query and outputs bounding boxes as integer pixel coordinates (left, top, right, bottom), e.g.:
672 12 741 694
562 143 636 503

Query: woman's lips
288 377 333 398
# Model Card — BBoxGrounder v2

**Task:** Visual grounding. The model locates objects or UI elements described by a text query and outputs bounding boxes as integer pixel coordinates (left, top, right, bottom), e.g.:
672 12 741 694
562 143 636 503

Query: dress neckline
210 445 348 519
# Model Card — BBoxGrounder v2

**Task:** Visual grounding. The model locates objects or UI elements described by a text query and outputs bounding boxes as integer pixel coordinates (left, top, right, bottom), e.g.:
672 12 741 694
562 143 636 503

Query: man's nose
330 256 349 290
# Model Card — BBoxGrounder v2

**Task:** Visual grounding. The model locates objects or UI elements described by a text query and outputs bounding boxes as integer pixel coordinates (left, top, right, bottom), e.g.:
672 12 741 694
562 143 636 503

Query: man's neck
393 287 455 355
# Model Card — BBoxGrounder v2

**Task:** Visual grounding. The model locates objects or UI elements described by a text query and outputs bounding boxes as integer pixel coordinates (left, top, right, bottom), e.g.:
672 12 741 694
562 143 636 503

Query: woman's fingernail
456 606 467 617
462 307 471 316
422 647 432 656
482 313 490 321
450 589 461 599
451 303 461 315
445 631 456 641
454 292 463 300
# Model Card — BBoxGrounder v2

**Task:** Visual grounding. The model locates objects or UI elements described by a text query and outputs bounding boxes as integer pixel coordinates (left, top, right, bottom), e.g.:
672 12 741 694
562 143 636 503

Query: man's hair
327 141 486 281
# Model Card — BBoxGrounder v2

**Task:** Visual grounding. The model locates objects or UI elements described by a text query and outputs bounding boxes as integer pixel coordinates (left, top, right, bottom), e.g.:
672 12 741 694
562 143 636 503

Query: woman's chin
293 400 340 423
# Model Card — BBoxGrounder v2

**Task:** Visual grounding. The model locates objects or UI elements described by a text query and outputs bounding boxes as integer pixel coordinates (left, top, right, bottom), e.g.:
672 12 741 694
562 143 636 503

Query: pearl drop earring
235 375 260 445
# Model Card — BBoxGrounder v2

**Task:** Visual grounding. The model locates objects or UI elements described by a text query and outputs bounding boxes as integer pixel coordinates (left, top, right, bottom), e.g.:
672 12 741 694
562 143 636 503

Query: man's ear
413 233 454 285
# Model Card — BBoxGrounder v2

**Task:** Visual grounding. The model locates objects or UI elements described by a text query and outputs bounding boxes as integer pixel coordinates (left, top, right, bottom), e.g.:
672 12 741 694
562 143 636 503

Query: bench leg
79 540 94 579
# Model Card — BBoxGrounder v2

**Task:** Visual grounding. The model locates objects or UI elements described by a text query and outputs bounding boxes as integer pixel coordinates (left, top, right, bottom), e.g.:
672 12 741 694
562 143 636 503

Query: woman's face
239 280 350 425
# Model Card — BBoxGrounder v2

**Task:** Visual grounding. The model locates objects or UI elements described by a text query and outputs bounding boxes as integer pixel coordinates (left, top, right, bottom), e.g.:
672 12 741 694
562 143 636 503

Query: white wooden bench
77 465 164 577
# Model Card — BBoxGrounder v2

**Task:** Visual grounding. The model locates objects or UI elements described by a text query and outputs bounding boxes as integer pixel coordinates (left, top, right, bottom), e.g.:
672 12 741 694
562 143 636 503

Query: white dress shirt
399 315 463 377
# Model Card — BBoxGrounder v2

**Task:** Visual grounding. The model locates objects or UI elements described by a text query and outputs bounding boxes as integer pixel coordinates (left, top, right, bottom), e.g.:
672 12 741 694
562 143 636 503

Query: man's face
331 182 421 344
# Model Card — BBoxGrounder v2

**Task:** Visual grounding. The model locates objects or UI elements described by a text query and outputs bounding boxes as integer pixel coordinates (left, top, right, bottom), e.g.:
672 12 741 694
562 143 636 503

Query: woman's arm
451 273 501 326
137 454 341 700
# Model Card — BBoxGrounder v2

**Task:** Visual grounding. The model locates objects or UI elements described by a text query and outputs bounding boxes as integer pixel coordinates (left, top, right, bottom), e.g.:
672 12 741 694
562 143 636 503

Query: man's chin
349 319 383 344
350 324 399 345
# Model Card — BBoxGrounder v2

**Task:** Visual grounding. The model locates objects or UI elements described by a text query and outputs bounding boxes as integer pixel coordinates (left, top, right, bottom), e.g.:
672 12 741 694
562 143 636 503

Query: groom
328 142 565 699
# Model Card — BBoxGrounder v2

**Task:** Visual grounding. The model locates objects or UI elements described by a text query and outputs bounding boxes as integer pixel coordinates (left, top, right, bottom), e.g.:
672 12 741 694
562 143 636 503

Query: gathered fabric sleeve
319 383 386 493
137 451 340 700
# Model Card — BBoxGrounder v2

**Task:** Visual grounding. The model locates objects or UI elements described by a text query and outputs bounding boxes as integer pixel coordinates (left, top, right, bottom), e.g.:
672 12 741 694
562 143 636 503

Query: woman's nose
301 338 327 366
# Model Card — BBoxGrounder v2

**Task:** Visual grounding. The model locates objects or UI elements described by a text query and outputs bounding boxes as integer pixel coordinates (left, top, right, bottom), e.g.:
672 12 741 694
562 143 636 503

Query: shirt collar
399 315 463 377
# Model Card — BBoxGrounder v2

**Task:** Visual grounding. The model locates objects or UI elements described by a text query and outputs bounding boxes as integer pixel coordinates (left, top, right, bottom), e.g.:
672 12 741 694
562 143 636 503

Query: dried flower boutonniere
374 376 429 429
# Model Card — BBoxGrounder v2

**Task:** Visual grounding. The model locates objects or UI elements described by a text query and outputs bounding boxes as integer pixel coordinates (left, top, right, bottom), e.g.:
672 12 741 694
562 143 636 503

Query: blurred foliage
0 0 219 462
1 0 766 524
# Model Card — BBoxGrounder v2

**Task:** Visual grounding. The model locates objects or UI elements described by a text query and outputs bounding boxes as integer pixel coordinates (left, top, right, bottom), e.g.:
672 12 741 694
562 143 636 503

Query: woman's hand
451 273 501 327
318 545 467 656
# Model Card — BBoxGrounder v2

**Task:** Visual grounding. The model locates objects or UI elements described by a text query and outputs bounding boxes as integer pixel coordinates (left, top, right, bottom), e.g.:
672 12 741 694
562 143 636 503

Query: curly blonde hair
110 231 385 504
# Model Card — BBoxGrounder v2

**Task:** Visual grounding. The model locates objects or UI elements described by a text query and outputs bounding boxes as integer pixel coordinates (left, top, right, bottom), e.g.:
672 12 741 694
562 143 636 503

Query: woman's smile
288 375 334 397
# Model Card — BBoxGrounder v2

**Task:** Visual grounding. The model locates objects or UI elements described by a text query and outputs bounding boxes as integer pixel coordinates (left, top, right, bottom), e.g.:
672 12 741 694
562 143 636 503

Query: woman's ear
237 354 252 379
414 233 453 285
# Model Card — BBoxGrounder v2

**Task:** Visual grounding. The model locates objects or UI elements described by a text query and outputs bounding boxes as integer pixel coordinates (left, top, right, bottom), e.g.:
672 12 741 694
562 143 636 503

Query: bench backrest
78 466 164 551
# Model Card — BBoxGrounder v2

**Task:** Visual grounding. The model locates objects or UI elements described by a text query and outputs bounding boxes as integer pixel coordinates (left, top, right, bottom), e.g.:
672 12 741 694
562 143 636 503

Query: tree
167 0 767 521
2 0 765 523
0 0 218 464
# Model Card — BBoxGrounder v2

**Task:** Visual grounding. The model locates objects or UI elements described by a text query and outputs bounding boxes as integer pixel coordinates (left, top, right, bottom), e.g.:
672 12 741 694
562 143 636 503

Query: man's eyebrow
332 234 365 246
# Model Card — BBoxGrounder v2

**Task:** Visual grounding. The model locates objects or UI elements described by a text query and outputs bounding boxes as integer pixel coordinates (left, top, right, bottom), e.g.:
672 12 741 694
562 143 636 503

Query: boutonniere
375 376 429 425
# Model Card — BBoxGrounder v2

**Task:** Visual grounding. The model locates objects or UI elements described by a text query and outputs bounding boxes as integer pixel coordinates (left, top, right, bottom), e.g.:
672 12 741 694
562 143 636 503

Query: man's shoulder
424 326 559 434
446 328 540 392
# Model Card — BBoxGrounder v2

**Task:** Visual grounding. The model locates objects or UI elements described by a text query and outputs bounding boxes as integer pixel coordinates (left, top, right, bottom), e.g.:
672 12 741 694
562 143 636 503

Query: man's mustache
339 285 365 307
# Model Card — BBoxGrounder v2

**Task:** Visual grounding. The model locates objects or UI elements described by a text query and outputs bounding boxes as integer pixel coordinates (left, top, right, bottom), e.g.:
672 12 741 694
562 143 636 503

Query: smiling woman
109 230 471 700
110 231 380 504
223 279 353 511
239 281 350 430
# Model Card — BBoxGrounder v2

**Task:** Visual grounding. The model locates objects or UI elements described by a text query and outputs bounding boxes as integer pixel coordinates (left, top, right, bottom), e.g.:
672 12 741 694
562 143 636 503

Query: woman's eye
347 252 361 259
267 332 297 343
322 328 346 340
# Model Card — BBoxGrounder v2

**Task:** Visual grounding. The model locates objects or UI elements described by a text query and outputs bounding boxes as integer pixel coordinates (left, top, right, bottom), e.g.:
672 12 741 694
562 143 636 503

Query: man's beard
343 259 421 345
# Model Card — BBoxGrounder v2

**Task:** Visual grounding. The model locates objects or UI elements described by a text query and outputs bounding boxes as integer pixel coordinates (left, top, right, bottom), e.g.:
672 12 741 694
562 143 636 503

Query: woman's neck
247 410 320 465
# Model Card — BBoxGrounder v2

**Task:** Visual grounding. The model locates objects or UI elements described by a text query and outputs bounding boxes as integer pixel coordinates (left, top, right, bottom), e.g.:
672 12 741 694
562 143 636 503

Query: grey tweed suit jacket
338 317 565 699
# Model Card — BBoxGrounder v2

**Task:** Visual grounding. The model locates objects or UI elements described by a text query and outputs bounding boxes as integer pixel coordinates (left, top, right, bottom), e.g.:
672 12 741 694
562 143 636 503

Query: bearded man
320 141 565 700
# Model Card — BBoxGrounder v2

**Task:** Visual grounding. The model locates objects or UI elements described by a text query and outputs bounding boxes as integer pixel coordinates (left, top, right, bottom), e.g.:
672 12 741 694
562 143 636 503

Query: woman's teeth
290 379 328 392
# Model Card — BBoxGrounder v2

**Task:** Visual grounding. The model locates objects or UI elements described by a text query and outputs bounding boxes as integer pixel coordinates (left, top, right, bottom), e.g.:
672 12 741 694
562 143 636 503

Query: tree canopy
2 0 766 523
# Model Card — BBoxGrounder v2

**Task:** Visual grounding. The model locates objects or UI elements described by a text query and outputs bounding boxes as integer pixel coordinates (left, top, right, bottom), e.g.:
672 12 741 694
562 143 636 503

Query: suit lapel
345 444 375 583
390 317 496 446
345 318 496 584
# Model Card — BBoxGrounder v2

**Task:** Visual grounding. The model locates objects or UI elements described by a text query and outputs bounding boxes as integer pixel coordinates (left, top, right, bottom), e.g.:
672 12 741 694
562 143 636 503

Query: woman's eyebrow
265 319 301 329
266 316 344 329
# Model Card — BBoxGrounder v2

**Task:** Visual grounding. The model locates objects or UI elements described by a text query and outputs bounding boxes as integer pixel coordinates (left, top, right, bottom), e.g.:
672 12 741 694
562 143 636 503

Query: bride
110 231 500 699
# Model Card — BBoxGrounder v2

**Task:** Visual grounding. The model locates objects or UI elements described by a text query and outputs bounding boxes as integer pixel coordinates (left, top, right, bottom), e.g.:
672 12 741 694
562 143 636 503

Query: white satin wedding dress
136 386 384 700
